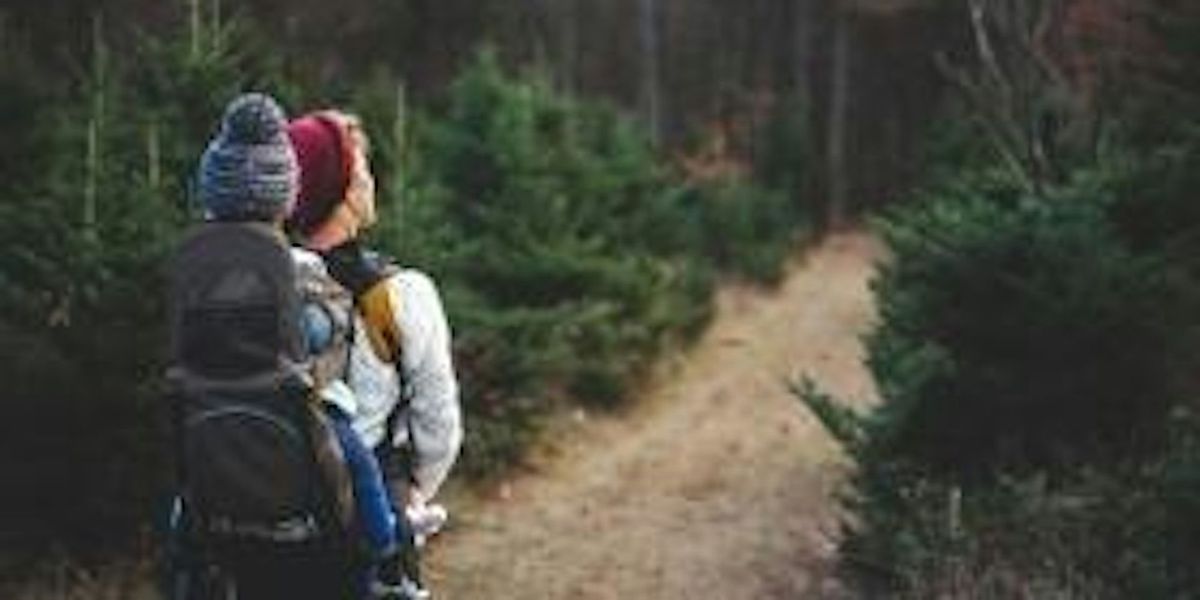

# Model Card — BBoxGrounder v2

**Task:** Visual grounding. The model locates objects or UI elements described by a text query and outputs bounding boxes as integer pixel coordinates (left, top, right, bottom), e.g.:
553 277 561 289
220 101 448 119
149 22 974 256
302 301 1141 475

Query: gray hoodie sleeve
391 270 463 501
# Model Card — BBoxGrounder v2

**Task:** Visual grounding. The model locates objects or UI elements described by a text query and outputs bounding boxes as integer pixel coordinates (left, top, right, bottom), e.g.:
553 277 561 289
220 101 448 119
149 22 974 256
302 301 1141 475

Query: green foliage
841 467 1161 598
368 52 719 474
868 170 1186 476
361 52 811 478
1106 127 1200 283
800 134 1200 595
754 94 812 205
691 180 807 284
790 377 864 452
1161 415 1200 595
0 12 298 556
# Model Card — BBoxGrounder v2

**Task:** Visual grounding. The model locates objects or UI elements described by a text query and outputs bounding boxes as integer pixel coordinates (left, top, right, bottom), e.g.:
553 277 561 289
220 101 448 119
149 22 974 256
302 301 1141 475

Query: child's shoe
369 577 431 600
372 549 431 600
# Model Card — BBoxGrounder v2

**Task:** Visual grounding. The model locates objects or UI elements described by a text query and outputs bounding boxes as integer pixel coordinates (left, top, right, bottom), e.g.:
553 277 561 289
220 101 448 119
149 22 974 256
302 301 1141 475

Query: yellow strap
358 279 402 364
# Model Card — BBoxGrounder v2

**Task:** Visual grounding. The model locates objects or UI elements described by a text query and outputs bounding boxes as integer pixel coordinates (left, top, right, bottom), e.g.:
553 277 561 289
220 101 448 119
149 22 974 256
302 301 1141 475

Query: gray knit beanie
198 93 298 221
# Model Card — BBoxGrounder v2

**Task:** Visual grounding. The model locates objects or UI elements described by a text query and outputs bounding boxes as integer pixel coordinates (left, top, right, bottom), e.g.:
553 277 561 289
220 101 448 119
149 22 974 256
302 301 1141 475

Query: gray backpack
167 222 355 544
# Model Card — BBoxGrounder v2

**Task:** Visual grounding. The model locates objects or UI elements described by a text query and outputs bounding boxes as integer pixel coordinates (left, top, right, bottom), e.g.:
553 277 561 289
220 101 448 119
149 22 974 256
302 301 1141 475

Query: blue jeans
329 407 425 592
324 405 398 558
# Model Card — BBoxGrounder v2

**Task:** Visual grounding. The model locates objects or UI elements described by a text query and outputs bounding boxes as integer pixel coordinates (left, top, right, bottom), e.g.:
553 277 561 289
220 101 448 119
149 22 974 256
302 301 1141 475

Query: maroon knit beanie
286 113 352 236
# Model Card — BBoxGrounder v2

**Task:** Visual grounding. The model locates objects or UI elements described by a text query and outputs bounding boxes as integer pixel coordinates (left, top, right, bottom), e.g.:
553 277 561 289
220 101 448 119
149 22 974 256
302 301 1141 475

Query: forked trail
427 232 882 599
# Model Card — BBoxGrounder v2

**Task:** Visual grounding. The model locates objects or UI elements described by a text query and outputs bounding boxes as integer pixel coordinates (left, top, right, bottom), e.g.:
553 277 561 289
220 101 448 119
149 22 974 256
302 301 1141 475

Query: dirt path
425 231 882 599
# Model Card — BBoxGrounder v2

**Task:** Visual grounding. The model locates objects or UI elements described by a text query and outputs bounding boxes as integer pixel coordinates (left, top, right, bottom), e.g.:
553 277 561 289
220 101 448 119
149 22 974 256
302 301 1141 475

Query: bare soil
425 231 882 599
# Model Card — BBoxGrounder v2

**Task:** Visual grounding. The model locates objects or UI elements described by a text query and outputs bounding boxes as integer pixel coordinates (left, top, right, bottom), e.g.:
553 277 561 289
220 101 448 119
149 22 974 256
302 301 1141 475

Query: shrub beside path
428 231 882 599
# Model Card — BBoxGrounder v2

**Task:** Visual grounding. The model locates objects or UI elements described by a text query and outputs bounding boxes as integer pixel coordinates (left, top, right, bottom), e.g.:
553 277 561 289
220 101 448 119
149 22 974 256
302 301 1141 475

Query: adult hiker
287 109 463 595
168 92 403 599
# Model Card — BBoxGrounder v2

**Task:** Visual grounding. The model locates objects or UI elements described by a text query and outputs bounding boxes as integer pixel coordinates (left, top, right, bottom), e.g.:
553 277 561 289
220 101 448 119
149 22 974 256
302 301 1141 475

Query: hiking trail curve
425 231 882 599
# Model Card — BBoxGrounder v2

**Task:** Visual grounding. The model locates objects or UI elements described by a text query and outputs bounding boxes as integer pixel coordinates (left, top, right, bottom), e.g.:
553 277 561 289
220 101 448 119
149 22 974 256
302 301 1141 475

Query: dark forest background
3 0 1200 596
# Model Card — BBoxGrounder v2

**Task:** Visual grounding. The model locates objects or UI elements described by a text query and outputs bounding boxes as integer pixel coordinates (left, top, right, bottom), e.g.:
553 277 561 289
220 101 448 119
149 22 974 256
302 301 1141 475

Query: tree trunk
794 0 814 110
189 0 200 59
393 80 408 256
85 12 106 244
791 0 816 211
146 120 161 191
827 7 851 229
639 0 662 146
557 0 577 94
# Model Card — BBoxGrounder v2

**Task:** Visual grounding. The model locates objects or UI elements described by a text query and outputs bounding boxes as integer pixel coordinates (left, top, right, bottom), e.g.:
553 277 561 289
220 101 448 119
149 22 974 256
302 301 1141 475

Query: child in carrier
296 251 436 600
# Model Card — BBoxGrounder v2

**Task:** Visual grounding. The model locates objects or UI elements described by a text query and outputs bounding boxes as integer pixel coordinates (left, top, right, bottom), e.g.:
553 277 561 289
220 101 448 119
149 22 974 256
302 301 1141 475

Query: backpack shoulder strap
356 271 404 365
